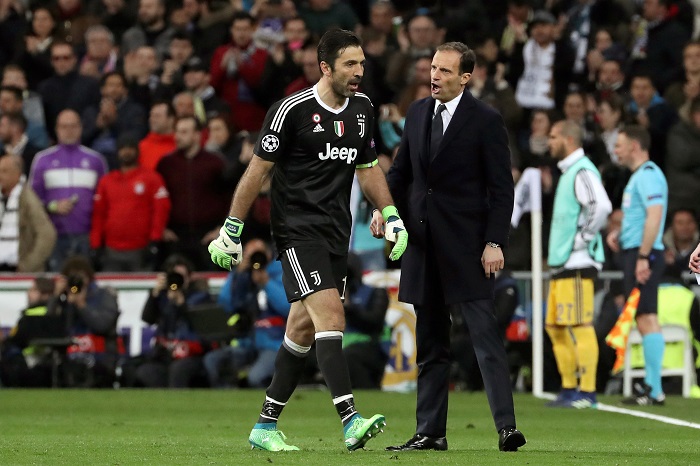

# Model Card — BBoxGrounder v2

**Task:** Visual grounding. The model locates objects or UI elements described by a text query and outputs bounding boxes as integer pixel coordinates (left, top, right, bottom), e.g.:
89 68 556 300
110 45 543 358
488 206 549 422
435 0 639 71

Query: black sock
257 336 310 425
315 331 357 426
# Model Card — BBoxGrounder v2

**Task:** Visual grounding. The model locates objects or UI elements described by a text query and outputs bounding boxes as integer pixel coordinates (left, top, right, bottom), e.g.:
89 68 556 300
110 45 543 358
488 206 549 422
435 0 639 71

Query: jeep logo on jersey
318 143 357 164
261 134 280 152
357 114 365 137
334 121 344 137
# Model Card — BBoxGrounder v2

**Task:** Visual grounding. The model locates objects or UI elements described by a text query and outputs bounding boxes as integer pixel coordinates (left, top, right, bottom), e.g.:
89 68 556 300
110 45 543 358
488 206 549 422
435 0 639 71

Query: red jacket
90 167 171 250
139 132 177 171
209 42 268 132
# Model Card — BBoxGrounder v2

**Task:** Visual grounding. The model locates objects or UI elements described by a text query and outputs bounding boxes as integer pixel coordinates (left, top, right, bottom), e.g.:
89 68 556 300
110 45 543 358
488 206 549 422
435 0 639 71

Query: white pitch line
538 393 700 430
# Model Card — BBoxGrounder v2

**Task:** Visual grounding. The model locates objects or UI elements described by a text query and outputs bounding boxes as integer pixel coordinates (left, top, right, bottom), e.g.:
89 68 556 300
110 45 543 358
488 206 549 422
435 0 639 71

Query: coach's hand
208 216 244 270
482 245 504 278
382 205 408 261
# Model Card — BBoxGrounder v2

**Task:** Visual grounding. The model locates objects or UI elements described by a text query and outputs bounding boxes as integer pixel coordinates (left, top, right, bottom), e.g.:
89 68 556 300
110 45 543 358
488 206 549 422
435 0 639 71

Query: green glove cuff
224 216 244 238
381 205 400 222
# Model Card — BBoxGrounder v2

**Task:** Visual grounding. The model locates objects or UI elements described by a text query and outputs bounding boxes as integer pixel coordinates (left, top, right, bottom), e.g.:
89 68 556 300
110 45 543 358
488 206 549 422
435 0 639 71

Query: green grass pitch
2 390 699 465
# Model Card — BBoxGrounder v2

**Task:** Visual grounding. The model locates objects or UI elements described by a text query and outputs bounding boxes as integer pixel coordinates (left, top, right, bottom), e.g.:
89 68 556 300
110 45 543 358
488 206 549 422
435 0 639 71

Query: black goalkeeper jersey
254 85 377 254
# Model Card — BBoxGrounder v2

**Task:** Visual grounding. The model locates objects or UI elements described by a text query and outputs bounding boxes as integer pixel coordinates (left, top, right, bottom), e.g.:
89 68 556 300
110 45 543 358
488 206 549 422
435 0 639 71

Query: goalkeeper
208 29 406 453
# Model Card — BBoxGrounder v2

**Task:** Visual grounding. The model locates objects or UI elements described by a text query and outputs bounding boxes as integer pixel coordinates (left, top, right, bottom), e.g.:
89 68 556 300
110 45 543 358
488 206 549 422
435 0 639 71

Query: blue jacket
218 260 289 351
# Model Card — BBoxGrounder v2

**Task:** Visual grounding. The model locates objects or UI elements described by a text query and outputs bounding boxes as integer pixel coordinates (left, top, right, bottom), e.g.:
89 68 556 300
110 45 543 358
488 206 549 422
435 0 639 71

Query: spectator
55 255 121 387
663 209 699 279
210 11 268 132
90 135 171 271
375 81 430 160
0 276 57 387
29 109 108 271
123 45 161 110
169 0 229 63
359 26 394 107
1 65 48 140
664 40 700 118
154 30 195 100
172 91 198 120
298 0 359 38
593 58 627 102
79 25 119 80
469 54 521 137
54 0 99 47
0 113 40 175
135 254 211 387
596 93 625 164
368 0 399 53
283 42 321 96
121 0 175 59
596 93 629 209
343 253 390 389
38 41 101 140
563 91 608 166
626 73 679 170
630 0 691 94
495 0 532 61
13 6 58 91
385 13 440 93
157 116 229 270
257 17 307 107
518 109 553 171
81 71 147 169
0 85 49 149
204 239 290 388
0 0 24 71
667 97 700 216
138 101 176 170
182 57 228 122
510 10 575 112
563 0 629 89
98 0 136 44
0 154 56 272
585 28 628 90
205 114 246 184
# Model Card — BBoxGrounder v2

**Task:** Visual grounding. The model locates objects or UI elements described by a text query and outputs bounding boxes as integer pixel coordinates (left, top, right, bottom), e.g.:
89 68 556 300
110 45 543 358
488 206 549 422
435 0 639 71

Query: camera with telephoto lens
250 251 268 271
67 274 84 294
166 272 185 291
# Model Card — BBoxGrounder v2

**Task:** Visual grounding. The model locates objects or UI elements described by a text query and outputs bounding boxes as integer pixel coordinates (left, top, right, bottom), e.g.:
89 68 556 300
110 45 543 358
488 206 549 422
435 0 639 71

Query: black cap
117 133 140 150
183 57 208 74
529 10 556 27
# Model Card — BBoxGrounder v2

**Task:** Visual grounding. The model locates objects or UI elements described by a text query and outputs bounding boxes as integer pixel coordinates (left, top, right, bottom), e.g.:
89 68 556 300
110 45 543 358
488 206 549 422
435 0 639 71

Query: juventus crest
357 114 365 138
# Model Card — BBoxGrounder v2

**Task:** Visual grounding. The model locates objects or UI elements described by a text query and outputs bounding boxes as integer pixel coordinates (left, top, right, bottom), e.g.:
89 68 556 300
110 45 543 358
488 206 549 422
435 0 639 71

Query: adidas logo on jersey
318 142 358 164
313 123 324 132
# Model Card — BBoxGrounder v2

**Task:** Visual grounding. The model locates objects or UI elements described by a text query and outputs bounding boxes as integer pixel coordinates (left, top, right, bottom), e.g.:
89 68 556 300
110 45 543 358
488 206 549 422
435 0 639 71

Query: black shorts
621 248 665 315
279 245 348 302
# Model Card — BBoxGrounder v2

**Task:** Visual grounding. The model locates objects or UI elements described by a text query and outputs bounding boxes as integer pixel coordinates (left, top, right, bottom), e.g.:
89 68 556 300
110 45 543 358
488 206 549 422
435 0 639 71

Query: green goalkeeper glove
208 216 244 270
382 205 408 261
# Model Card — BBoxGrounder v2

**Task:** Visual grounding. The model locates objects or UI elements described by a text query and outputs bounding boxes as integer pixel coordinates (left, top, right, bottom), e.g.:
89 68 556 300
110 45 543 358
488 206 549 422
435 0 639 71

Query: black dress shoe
498 427 526 451
386 434 448 451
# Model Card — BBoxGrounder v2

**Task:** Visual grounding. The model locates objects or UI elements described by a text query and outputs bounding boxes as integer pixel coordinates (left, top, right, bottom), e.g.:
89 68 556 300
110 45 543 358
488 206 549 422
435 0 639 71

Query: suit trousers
414 248 516 436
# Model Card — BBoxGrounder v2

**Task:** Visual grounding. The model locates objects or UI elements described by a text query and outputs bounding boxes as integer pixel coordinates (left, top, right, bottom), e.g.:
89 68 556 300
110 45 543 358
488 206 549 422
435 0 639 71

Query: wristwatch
486 242 501 249
638 253 650 260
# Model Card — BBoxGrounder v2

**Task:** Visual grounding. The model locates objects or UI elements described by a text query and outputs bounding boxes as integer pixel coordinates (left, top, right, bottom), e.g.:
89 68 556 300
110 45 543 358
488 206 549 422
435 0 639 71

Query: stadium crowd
0 0 700 391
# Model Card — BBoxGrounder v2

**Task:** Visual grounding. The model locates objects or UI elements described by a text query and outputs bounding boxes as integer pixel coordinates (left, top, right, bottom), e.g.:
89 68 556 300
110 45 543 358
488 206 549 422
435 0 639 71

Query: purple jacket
29 144 107 235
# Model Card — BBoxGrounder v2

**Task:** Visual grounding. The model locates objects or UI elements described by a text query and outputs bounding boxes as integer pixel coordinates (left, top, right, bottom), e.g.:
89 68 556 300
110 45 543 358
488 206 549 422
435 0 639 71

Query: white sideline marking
539 393 700 430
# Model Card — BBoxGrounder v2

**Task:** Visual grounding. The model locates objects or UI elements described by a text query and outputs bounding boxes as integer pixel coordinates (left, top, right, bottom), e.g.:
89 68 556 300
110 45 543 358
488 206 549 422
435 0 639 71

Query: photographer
203 239 290 388
0 276 56 387
54 255 121 387
135 254 211 387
